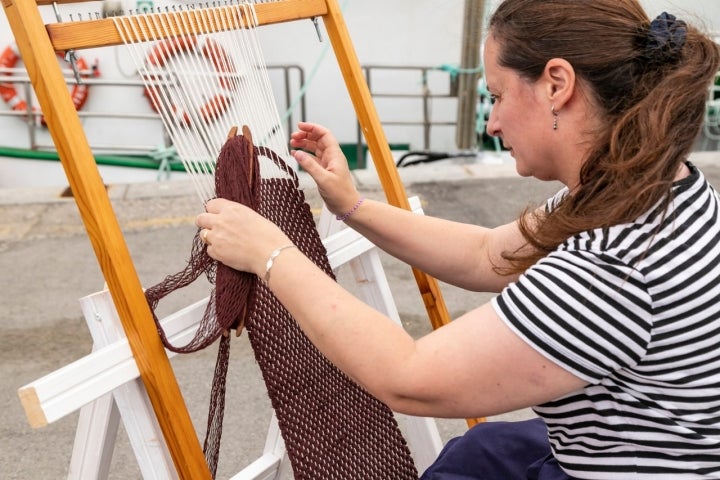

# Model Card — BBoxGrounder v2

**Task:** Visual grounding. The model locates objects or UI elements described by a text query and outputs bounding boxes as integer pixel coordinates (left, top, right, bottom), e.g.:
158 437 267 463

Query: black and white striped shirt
493 163 720 479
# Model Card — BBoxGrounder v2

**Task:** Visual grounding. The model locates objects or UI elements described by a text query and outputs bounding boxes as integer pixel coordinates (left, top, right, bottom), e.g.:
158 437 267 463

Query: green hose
0 145 188 172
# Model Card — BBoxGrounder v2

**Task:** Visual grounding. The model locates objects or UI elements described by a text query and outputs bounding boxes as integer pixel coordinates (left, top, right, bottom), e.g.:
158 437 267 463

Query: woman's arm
291 121 530 293
197 199 586 419
338 198 527 292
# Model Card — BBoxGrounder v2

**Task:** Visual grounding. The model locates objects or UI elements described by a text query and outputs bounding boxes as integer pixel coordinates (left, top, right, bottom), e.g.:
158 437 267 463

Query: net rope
112 4 418 478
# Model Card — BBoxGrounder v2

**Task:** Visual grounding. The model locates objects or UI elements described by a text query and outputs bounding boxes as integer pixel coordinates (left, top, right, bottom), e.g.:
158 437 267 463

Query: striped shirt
493 163 720 479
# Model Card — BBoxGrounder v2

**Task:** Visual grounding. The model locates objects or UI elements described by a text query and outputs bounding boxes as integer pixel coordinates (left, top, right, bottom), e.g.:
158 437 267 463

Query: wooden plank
37 0 97 4
230 415 290 479
75 292 185 478
67 393 120 480
45 0 327 51
17 297 207 427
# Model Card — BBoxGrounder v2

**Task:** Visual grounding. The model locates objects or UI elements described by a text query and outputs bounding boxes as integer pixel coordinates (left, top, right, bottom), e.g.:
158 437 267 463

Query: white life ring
0 44 97 125
143 36 234 127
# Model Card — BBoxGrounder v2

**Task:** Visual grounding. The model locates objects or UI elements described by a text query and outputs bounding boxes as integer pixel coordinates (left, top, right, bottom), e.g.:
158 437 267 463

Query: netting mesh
145 132 418 479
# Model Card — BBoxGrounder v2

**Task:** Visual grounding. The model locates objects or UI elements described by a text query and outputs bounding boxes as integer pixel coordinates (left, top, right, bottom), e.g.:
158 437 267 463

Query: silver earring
551 105 559 130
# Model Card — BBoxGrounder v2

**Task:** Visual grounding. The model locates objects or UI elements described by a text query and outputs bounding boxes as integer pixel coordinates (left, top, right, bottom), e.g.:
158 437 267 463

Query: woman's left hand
195 198 292 276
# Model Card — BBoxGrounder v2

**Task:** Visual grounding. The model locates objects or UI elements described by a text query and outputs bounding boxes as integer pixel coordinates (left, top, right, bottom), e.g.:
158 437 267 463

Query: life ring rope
0 43 99 125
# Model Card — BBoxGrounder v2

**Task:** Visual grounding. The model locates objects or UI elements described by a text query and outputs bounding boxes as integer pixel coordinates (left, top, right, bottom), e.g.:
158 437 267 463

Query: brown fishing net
144 128 418 479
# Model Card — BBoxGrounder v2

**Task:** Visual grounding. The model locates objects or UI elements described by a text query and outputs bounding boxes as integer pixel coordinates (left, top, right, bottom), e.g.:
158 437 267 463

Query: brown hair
488 0 720 273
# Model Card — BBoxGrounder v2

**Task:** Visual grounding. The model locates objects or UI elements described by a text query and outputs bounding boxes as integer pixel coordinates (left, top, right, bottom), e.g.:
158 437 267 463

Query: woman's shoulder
559 163 720 269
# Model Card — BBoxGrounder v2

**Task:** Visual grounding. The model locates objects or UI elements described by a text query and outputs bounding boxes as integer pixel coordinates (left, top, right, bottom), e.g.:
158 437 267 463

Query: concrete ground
1 151 718 479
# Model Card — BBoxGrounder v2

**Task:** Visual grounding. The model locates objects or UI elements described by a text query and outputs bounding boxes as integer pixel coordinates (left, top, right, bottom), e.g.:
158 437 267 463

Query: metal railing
0 64 306 158
356 65 460 166
704 70 720 142
358 63 720 163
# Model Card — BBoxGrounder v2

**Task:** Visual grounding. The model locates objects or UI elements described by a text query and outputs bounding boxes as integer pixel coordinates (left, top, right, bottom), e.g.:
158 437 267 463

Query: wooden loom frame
3 0 457 477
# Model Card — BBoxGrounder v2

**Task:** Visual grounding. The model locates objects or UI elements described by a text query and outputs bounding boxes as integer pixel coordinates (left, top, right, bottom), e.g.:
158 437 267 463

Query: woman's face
483 35 561 182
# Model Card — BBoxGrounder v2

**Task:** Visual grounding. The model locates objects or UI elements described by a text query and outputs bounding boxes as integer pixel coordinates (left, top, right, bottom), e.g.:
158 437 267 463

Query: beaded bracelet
336 197 365 222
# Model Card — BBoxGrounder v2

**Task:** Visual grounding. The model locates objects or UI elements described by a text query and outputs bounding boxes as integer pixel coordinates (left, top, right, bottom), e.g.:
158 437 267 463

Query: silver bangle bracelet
263 244 297 284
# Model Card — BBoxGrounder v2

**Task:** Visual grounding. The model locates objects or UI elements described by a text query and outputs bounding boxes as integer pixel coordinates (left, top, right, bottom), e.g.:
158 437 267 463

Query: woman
196 0 720 477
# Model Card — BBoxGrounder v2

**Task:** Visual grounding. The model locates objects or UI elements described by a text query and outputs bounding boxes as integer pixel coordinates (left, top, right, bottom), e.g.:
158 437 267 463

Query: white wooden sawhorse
19 197 443 479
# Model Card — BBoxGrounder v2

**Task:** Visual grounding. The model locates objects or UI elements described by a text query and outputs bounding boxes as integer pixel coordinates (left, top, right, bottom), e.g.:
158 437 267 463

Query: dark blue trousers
420 418 574 480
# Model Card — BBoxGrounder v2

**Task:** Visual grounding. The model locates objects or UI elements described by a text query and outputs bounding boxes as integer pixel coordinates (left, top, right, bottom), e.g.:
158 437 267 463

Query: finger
292 149 321 173
309 124 336 146
196 211 210 228
205 197 230 214
200 228 211 245
290 128 309 140
296 120 318 133
289 139 315 153
305 121 327 135
293 150 326 179
297 122 331 145
289 132 306 146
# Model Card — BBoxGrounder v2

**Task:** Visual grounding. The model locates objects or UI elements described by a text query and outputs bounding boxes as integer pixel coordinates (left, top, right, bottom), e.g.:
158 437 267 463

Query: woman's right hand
290 121 362 217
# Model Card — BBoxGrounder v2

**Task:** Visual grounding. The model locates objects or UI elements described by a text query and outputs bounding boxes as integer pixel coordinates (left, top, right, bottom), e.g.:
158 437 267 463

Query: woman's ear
543 58 576 110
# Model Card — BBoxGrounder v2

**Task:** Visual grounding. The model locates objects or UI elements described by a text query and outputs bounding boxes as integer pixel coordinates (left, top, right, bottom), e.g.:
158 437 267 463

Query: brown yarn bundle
144 127 418 479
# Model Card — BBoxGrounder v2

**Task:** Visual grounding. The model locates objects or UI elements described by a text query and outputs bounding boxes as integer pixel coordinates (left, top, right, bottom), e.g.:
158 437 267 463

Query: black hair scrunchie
644 11 687 64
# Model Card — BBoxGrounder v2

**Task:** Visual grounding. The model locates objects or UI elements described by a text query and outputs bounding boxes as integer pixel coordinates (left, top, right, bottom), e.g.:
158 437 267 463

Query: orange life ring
143 36 233 127
0 44 98 125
